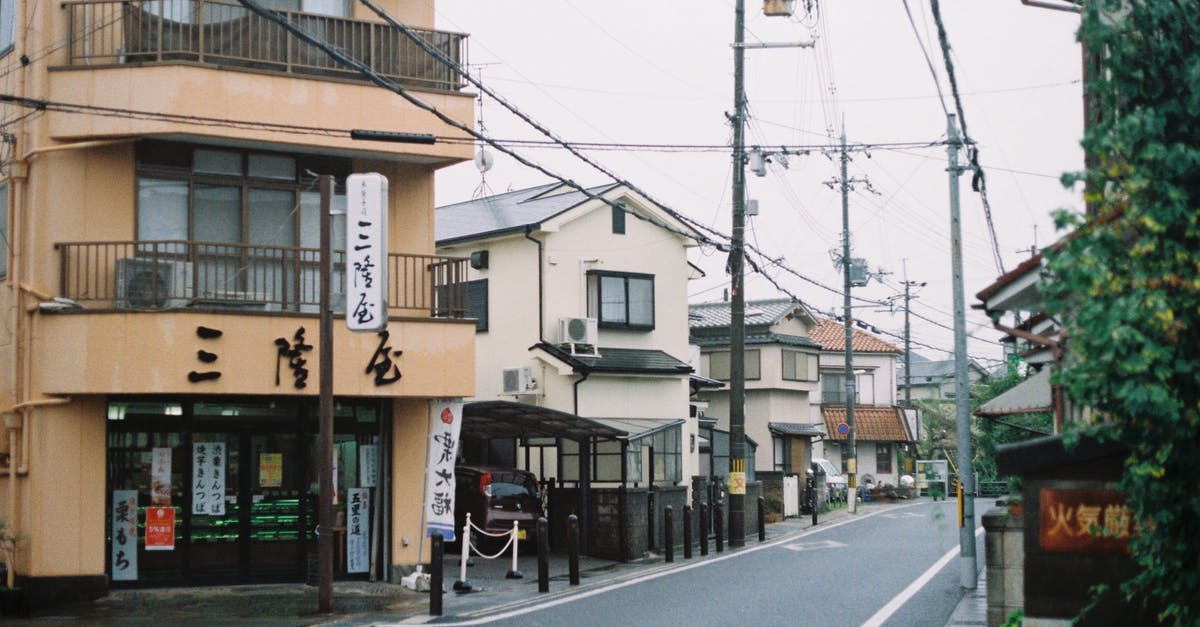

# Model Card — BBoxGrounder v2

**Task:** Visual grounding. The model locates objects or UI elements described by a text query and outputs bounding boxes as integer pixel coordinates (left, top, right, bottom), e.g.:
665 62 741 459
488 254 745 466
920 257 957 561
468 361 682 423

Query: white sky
430 1 1085 369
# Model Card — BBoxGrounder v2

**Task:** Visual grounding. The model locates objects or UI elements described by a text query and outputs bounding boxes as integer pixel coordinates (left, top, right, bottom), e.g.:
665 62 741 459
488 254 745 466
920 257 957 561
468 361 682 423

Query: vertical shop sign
192 442 226 516
259 453 283 488
345 172 389 332
111 490 138 581
346 487 370 573
359 444 378 488
151 447 172 505
145 506 175 551
424 401 463 541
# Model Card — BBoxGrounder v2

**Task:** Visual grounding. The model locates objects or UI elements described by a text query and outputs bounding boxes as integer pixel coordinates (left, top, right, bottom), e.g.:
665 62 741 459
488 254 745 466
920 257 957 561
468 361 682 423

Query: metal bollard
536 517 550 593
453 515 472 591
664 506 674 563
757 496 766 542
430 532 443 616
647 491 656 551
683 504 693 559
506 521 523 579
567 514 580 586
699 501 710 556
811 477 818 526
715 501 725 553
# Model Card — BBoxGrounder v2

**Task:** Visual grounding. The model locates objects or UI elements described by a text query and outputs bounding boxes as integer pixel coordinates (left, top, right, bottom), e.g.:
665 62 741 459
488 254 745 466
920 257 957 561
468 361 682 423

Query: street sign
837 422 849 436
345 173 389 332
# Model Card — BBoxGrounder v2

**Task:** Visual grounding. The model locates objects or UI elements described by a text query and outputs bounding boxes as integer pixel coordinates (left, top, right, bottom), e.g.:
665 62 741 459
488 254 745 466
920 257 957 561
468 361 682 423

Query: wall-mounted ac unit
558 316 598 347
116 258 193 309
501 366 538 395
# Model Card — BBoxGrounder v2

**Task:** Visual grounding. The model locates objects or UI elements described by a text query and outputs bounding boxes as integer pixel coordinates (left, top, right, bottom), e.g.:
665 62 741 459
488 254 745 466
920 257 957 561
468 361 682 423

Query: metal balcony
63 0 468 92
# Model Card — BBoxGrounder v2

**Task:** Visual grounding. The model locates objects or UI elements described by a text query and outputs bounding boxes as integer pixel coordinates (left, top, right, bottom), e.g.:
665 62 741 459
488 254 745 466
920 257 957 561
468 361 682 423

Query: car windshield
488 473 537 498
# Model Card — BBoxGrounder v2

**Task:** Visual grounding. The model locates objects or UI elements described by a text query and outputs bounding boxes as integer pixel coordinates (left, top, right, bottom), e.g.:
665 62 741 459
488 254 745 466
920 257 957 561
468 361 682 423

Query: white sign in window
111 490 139 581
346 487 370 574
192 442 226 516
345 173 389 332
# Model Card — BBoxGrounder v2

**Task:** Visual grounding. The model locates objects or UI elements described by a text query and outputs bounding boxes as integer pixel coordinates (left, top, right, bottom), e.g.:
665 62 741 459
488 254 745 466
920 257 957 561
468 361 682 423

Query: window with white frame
587 270 654 330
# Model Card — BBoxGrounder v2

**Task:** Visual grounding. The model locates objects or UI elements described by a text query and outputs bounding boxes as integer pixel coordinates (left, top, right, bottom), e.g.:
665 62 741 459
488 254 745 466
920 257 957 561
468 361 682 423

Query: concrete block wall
983 505 1024 627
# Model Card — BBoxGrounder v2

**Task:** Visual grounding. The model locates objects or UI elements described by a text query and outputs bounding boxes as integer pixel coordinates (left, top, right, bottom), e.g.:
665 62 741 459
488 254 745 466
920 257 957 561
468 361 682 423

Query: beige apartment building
0 0 475 607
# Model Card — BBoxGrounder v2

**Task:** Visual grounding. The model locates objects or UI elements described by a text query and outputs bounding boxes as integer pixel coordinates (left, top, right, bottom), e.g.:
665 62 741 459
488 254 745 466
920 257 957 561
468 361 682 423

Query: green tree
1043 1 1200 623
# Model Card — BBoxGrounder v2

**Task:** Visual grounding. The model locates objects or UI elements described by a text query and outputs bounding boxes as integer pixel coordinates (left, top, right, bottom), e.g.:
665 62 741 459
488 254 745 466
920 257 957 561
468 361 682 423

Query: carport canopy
462 400 628 442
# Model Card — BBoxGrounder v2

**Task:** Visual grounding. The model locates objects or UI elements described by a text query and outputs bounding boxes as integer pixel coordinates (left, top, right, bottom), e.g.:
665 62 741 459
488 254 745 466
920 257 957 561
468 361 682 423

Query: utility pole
947 113 977 589
839 129 857 515
727 0 748 548
901 278 926 408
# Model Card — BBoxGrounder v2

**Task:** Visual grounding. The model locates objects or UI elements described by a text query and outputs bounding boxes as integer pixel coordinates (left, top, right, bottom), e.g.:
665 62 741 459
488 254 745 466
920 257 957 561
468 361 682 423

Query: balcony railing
54 240 469 318
63 0 468 91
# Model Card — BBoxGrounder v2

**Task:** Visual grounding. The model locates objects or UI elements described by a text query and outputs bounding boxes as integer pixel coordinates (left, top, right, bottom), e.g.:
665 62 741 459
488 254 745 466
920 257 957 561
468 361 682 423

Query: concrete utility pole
727 0 748 548
946 113 977 589
901 278 926 407
838 130 857 515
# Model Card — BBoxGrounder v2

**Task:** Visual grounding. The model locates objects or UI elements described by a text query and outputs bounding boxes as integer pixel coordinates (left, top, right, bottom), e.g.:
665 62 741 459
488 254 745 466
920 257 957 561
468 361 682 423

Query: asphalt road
445 499 987 627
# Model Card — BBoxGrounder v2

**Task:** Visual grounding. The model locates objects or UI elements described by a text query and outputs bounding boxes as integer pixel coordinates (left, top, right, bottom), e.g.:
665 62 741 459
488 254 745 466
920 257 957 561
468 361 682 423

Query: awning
462 400 626 441
769 422 824 438
586 417 686 442
976 368 1052 417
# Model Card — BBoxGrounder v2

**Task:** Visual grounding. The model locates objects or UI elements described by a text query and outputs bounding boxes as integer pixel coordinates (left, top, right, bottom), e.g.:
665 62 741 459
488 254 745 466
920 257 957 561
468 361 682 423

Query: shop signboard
424 401 463 541
111 490 138 581
345 172 389 332
145 506 175 551
346 487 370 573
192 441 226 516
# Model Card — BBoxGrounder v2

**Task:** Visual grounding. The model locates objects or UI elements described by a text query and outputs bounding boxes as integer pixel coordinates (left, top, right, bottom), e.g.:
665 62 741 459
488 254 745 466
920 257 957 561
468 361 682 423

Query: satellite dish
474 149 494 173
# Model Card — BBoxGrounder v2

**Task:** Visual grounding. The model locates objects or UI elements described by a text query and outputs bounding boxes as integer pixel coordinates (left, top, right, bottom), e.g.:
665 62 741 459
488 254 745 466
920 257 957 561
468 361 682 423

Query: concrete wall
983 505 1024 627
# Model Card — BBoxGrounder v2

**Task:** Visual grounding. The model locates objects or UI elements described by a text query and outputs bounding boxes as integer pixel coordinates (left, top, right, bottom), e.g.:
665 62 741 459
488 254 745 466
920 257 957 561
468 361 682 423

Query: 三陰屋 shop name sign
1039 487 1133 554
346 173 389 333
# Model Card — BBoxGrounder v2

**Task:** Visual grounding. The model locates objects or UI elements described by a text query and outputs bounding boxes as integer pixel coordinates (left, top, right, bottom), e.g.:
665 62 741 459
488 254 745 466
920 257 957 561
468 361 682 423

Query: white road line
860 525 985 627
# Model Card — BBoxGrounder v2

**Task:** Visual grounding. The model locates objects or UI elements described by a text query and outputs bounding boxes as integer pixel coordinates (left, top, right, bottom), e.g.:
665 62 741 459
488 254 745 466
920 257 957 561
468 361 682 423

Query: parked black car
454 465 544 548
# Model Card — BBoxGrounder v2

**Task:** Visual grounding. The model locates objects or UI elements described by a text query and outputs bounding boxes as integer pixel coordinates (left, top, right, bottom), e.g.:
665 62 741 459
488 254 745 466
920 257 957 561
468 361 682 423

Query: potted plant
0 519 28 617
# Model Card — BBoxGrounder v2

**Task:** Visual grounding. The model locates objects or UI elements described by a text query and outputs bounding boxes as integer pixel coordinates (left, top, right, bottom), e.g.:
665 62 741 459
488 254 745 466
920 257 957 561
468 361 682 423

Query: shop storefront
105 397 387 586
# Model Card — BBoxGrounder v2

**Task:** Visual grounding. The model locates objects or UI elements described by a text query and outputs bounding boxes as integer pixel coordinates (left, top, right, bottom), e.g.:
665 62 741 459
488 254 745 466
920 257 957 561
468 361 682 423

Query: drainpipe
523 226 544 341
572 370 589 416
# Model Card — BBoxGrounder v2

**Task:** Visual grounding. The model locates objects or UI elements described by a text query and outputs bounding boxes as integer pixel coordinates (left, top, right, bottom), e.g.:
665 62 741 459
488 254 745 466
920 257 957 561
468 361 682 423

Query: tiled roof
690 331 821 350
435 182 619 244
809 319 902 354
688 298 807 330
821 405 912 442
769 422 824 437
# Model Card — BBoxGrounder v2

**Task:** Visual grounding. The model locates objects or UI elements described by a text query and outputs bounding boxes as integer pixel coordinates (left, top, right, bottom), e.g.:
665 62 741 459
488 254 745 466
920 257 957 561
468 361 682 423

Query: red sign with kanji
145 506 176 551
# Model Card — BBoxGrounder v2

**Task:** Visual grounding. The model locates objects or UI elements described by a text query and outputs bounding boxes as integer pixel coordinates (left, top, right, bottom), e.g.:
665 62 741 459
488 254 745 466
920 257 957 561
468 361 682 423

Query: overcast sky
430 1 1085 369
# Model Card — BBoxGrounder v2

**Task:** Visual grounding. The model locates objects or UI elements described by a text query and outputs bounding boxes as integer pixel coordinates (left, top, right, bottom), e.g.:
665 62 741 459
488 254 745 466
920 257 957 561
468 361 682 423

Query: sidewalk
943 568 988 627
7 502 909 625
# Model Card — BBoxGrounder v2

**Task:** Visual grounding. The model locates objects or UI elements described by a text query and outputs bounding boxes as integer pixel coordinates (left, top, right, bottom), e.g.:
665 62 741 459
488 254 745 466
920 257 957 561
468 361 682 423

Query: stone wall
983 504 1024 627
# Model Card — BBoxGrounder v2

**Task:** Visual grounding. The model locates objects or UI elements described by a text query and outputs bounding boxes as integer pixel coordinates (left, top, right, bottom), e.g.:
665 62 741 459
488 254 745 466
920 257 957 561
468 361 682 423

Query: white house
435 182 704 493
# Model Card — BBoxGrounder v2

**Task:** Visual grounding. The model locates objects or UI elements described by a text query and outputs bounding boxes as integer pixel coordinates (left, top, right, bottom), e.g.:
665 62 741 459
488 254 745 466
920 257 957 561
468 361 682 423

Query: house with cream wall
0 0 476 608
436 183 703 496
688 299 824 476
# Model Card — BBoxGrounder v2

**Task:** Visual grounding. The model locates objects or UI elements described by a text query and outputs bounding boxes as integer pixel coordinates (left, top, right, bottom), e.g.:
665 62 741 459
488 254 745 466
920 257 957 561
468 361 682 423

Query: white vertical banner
192 442 226 516
111 490 139 581
424 401 463 541
345 172 389 332
359 444 378 488
150 447 172 505
346 487 370 574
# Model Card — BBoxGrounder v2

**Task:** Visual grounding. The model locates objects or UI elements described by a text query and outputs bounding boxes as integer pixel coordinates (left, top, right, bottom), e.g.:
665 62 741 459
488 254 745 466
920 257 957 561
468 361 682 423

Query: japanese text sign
1039 487 1133 554
347 487 370 573
145 506 175 551
192 441 226 516
346 172 389 332
111 490 138 581
425 401 462 541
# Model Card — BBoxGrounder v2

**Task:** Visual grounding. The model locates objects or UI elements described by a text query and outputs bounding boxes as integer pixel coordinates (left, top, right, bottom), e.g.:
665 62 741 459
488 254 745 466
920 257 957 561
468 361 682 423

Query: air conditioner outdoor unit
558 316 598 346
116 258 193 309
501 366 538 395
